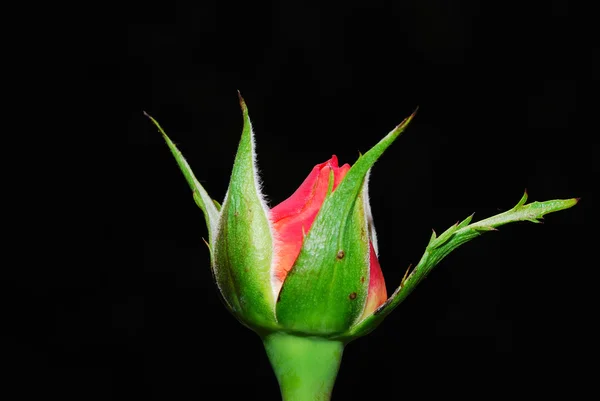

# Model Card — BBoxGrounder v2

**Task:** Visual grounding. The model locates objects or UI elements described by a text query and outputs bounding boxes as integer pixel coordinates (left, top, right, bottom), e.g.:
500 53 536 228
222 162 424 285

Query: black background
17 1 597 400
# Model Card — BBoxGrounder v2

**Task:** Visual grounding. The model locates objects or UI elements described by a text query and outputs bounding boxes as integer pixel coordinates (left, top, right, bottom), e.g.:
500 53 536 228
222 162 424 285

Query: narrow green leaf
145 112 220 245
276 110 417 335
428 230 437 244
213 94 277 330
456 214 474 230
515 190 529 208
344 193 579 340
430 222 459 249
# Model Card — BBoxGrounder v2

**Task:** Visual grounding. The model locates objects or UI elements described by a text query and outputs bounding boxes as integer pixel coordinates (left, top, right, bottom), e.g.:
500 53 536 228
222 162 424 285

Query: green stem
263 333 345 401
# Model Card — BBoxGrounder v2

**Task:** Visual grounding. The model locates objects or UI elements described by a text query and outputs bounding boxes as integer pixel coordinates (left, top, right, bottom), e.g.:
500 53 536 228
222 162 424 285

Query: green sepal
213 94 277 331
145 112 220 247
343 191 579 340
276 111 417 336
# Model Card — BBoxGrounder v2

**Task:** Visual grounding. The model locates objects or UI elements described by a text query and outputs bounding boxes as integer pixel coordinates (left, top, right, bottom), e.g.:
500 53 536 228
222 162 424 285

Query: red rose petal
270 156 350 292
361 242 388 319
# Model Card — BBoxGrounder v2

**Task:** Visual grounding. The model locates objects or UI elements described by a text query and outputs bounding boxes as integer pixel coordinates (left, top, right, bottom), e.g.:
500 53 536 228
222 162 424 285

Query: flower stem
263 333 344 401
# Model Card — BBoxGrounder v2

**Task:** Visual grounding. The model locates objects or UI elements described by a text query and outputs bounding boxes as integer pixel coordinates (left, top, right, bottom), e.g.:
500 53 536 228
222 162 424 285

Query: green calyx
146 97 420 337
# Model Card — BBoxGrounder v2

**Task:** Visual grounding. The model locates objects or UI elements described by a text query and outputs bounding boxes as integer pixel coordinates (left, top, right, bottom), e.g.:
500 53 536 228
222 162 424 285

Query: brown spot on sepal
336 250 345 259
360 276 365 283
349 292 357 300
